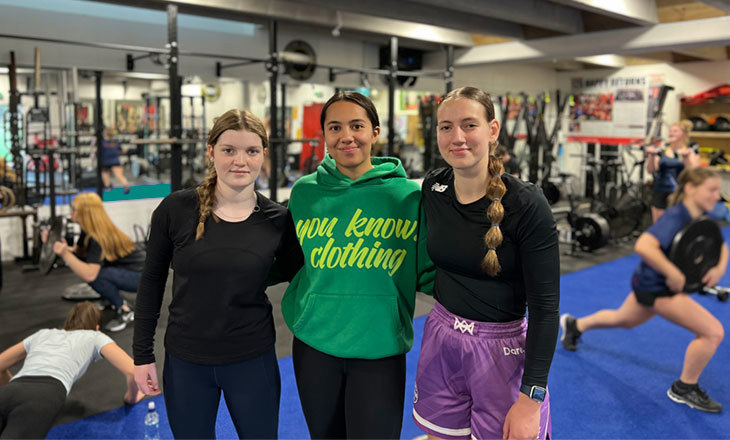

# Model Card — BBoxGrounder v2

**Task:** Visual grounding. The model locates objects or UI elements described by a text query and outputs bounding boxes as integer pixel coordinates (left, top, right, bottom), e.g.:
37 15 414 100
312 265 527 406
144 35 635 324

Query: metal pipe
445 45 454 93
168 4 183 192
0 33 168 54
268 20 280 202
95 71 104 197
387 36 398 156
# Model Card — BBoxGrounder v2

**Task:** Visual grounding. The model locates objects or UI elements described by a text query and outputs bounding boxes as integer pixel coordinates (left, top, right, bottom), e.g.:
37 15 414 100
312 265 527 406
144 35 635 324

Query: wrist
517 391 543 408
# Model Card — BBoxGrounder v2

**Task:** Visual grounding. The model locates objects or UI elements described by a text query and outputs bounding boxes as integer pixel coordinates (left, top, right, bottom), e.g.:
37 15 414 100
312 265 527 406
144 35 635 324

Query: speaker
379 46 423 87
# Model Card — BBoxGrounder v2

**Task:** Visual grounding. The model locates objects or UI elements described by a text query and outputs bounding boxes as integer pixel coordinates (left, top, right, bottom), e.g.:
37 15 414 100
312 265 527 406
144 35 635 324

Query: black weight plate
38 217 65 275
669 218 723 292
575 213 610 251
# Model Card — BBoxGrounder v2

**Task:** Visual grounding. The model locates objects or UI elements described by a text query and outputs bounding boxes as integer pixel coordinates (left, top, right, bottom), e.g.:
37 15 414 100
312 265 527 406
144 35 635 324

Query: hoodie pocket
292 293 402 357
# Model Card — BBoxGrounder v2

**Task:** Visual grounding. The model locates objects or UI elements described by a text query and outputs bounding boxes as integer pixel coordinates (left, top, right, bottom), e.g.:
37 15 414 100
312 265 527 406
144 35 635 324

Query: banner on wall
567 75 659 145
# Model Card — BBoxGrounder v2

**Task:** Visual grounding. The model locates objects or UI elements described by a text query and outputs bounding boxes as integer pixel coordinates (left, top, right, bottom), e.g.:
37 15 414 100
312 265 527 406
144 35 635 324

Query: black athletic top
422 167 559 388
77 231 146 272
133 189 303 365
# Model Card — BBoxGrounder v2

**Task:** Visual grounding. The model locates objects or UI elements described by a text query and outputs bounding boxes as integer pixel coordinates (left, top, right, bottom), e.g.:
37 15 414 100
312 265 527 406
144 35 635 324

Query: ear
95 324 100 331
207 144 214 161
488 119 501 144
372 126 381 140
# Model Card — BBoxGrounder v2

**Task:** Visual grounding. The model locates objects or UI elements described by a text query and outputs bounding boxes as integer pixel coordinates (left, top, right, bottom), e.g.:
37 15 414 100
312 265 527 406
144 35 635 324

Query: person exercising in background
0 301 154 439
51 193 145 332
646 121 699 223
561 166 726 413
98 127 131 193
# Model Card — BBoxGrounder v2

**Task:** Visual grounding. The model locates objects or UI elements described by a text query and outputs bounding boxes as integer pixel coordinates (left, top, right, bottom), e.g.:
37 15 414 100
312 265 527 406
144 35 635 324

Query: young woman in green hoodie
282 91 434 439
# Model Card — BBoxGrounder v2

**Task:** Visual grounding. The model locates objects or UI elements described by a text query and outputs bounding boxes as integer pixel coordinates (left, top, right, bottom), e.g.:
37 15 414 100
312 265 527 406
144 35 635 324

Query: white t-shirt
12 329 114 394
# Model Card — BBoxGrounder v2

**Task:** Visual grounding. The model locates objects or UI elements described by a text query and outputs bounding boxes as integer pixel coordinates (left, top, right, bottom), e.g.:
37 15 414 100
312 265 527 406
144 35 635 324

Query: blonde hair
73 193 135 261
63 301 101 331
668 166 721 206
195 109 268 240
440 86 506 276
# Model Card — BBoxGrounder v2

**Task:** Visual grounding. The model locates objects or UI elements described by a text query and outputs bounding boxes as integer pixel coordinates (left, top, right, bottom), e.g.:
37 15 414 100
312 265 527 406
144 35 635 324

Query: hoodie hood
316 154 406 187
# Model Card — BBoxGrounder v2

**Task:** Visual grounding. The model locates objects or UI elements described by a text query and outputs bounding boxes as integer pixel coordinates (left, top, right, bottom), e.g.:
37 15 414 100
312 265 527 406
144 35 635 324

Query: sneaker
667 381 723 413
105 309 134 332
560 313 581 351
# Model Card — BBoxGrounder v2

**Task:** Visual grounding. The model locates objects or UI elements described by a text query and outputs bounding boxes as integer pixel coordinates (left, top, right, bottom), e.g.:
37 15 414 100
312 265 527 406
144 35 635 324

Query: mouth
337 145 359 153
230 170 250 175
450 147 470 154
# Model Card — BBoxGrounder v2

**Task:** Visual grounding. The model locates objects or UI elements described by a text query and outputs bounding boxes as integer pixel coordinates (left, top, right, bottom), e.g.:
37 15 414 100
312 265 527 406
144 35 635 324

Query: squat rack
2 4 457 202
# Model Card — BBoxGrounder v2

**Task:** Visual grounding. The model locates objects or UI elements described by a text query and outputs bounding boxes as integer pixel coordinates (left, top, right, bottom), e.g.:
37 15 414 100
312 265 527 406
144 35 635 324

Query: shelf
691 131 730 139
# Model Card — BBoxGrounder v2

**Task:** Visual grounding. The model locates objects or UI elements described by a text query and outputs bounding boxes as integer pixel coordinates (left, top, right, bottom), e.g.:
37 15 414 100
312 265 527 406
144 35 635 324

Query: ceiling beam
549 0 658 25
83 0 477 46
293 0 523 39
696 0 730 14
455 16 730 65
405 0 584 34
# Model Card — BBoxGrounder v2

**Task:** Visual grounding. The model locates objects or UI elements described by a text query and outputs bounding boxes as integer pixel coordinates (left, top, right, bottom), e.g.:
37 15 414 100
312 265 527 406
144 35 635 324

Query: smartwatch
520 384 547 403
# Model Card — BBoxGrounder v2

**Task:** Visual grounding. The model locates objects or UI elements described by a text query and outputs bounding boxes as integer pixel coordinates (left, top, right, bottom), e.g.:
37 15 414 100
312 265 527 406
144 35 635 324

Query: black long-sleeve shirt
422 168 560 388
133 189 303 365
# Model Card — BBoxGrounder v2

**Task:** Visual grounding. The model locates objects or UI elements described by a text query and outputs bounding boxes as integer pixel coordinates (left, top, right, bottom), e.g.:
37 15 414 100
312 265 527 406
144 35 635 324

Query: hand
41 229 49 243
702 265 724 288
678 147 691 157
666 269 686 293
503 393 542 440
52 239 69 256
645 146 657 155
134 363 161 396
124 389 146 405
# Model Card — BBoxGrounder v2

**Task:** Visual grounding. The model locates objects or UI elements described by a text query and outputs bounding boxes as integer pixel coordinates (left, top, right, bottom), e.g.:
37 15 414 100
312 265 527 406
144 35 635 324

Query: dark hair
440 86 505 276
320 91 380 131
63 301 101 331
668 166 721 206
196 109 268 240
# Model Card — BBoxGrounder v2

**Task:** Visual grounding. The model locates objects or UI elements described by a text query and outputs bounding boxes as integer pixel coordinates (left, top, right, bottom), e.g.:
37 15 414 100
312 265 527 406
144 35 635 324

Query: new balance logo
503 346 525 356
454 318 475 335
431 183 448 192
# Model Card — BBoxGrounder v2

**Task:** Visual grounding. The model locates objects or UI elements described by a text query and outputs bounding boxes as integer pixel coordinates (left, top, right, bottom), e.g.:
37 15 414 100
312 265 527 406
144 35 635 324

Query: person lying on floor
0 301 157 438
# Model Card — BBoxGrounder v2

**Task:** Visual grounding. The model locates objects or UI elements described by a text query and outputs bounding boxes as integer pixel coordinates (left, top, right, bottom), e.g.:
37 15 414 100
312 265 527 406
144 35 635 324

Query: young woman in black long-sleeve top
132 109 303 439
412 87 559 440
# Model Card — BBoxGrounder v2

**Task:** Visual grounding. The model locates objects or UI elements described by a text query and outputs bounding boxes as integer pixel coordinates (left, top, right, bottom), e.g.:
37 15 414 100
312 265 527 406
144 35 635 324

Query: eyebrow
326 119 367 126
439 117 480 124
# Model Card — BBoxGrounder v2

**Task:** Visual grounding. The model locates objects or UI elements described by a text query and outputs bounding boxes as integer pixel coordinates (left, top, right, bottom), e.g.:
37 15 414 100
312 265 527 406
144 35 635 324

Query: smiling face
323 101 379 180
207 129 265 191
436 98 500 172
686 176 722 213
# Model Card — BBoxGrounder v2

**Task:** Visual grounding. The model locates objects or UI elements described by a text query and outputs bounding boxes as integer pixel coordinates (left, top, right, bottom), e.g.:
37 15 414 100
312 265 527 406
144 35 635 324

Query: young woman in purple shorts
413 87 560 440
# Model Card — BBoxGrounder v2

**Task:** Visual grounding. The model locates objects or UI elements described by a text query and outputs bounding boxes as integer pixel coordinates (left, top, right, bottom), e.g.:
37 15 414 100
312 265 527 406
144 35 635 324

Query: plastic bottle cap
148 401 155 411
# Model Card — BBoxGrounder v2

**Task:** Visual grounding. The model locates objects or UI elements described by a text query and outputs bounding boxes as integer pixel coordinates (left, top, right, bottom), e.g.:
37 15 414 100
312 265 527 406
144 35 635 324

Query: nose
339 127 355 143
452 127 466 144
233 150 247 164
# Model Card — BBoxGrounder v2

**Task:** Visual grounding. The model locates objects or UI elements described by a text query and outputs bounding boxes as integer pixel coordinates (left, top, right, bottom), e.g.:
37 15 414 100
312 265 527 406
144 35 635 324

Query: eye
439 125 452 132
328 125 340 132
352 123 364 130
247 148 261 155
222 147 234 154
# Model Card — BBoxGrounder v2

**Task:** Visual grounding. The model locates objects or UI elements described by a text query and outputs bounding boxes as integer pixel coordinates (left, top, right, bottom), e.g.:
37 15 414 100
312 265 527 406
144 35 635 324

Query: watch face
532 387 547 402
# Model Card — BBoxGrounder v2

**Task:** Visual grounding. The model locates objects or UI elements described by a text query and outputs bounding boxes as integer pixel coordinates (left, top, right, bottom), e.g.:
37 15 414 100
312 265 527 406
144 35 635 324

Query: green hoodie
282 155 434 359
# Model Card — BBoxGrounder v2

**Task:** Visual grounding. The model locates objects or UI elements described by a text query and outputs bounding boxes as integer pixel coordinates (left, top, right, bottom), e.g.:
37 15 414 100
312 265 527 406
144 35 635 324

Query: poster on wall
114 101 145 134
567 76 653 144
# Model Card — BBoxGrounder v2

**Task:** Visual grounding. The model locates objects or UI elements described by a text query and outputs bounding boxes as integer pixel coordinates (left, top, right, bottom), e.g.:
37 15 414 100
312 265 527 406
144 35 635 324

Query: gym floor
0 239 636 428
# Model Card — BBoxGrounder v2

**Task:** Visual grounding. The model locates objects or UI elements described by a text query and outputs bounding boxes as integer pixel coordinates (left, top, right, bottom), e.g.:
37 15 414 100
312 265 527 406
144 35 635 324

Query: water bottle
144 401 160 440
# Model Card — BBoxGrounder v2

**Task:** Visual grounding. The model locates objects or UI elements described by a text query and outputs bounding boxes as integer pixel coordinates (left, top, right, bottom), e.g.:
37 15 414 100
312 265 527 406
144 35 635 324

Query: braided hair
195 109 268 240
440 86 505 276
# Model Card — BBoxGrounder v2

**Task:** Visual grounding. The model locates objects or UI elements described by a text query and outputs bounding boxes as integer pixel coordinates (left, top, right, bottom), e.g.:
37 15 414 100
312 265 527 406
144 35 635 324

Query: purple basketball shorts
412 301 551 439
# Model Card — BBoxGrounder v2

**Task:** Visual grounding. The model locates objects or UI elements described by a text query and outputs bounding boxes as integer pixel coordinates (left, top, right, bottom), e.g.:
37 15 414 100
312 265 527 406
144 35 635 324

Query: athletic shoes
105 309 135 332
667 381 723 413
560 313 581 351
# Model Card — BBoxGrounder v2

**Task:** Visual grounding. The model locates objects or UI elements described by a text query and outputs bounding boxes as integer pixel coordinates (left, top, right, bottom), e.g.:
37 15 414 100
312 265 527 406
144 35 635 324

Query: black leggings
292 337 406 439
163 347 280 439
0 376 66 439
